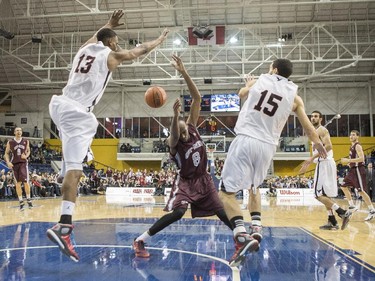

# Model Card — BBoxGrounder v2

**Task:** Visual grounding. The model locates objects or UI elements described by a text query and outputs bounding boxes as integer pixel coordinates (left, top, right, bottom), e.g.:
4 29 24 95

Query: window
337 115 348 137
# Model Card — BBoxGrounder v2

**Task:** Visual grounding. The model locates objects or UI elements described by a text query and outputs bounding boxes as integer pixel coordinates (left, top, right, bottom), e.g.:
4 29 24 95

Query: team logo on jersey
185 140 204 159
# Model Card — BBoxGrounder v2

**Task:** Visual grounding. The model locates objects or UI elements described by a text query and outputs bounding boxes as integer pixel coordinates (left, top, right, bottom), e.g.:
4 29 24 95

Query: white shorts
313 158 338 197
49 95 98 171
221 135 276 193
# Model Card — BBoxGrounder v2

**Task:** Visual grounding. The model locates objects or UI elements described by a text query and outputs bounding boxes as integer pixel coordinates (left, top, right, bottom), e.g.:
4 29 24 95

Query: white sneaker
364 210 375 221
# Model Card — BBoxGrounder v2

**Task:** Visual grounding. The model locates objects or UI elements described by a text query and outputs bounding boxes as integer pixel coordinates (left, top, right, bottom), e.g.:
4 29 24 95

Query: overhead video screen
210 93 240 112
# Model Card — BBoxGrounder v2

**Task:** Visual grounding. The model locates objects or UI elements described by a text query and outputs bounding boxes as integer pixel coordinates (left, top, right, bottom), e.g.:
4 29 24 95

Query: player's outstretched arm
171 55 201 126
167 99 182 154
109 29 169 71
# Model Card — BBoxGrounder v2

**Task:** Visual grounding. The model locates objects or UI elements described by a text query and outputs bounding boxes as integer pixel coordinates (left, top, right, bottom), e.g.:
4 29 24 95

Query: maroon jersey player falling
4 127 33 211
132 55 233 259
164 124 220 217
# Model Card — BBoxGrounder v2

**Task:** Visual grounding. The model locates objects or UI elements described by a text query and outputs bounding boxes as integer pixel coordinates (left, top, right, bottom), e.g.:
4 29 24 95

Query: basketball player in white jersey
219 59 327 267
46 10 169 262
299 110 352 230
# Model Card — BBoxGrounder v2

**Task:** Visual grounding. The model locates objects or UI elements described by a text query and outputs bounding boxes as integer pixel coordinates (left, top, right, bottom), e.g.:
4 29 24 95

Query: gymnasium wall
46 136 375 176
7 82 375 122
45 138 163 172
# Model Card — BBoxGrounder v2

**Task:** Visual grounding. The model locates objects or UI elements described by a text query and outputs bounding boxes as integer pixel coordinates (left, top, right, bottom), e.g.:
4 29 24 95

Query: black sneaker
319 221 339 230
27 200 33 209
19 201 25 211
339 210 352 230
364 210 375 221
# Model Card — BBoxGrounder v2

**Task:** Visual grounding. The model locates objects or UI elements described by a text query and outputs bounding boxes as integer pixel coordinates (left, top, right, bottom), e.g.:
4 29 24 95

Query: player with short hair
300 110 352 230
340 130 375 221
219 58 327 267
133 55 235 259
46 9 169 262
4 127 33 211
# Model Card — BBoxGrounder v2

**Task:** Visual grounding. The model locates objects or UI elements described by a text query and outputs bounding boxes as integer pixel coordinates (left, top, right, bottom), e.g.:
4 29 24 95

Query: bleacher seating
284 145 306 152
131 146 141 153
29 163 54 174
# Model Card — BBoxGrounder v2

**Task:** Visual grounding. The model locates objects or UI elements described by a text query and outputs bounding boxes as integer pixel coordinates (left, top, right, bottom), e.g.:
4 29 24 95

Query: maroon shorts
164 172 224 218
342 166 367 192
12 162 29 182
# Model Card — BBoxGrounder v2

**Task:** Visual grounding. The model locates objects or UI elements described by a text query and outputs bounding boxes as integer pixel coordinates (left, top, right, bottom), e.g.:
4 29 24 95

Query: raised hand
171 54 186 74
158 28 169 43
244 74 257 88
172 98 181 116
108 9 125 28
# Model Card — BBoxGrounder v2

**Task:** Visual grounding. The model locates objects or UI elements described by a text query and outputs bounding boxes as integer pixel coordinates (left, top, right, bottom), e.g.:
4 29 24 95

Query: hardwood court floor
0 195 374 281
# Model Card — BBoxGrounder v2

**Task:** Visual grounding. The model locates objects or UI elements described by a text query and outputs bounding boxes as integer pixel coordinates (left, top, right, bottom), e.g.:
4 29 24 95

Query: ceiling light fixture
31 34 43 43
143 79 151 86
192 26 214 40
173 38 181 45
0 28 14 40
229 37 238 44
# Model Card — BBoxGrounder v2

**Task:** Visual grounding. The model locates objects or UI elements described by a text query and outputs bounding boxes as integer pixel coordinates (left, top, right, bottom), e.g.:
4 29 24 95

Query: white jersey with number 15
235 73 297 146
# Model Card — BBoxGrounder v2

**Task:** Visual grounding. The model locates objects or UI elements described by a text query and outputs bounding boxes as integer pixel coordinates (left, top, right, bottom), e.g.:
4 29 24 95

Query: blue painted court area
0 219 374 281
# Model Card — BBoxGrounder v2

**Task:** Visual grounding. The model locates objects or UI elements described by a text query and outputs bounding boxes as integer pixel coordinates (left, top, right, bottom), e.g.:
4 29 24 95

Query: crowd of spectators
84 166 177 196
0 170 62 199
151 139 169 153
1 136 375 202
0 165 179 200
119 143 133 152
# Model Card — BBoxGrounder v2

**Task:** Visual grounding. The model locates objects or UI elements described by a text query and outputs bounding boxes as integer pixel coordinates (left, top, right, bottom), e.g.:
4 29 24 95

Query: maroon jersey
172 124 207 179
8 138 28 164
349 142 364 168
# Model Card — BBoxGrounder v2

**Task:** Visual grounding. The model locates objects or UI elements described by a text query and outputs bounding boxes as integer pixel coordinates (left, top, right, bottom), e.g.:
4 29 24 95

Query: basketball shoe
249 225 263 243
319 221 339 230
46 223 79 262
27 199 33 209
348 205 358 212
229 233 259 267
339 210 353 230
133 239 150 258
19 201 25 211
364 210 375 221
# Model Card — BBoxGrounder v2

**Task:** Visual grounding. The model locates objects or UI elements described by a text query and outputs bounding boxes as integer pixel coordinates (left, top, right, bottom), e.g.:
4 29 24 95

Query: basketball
144 86 167 108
